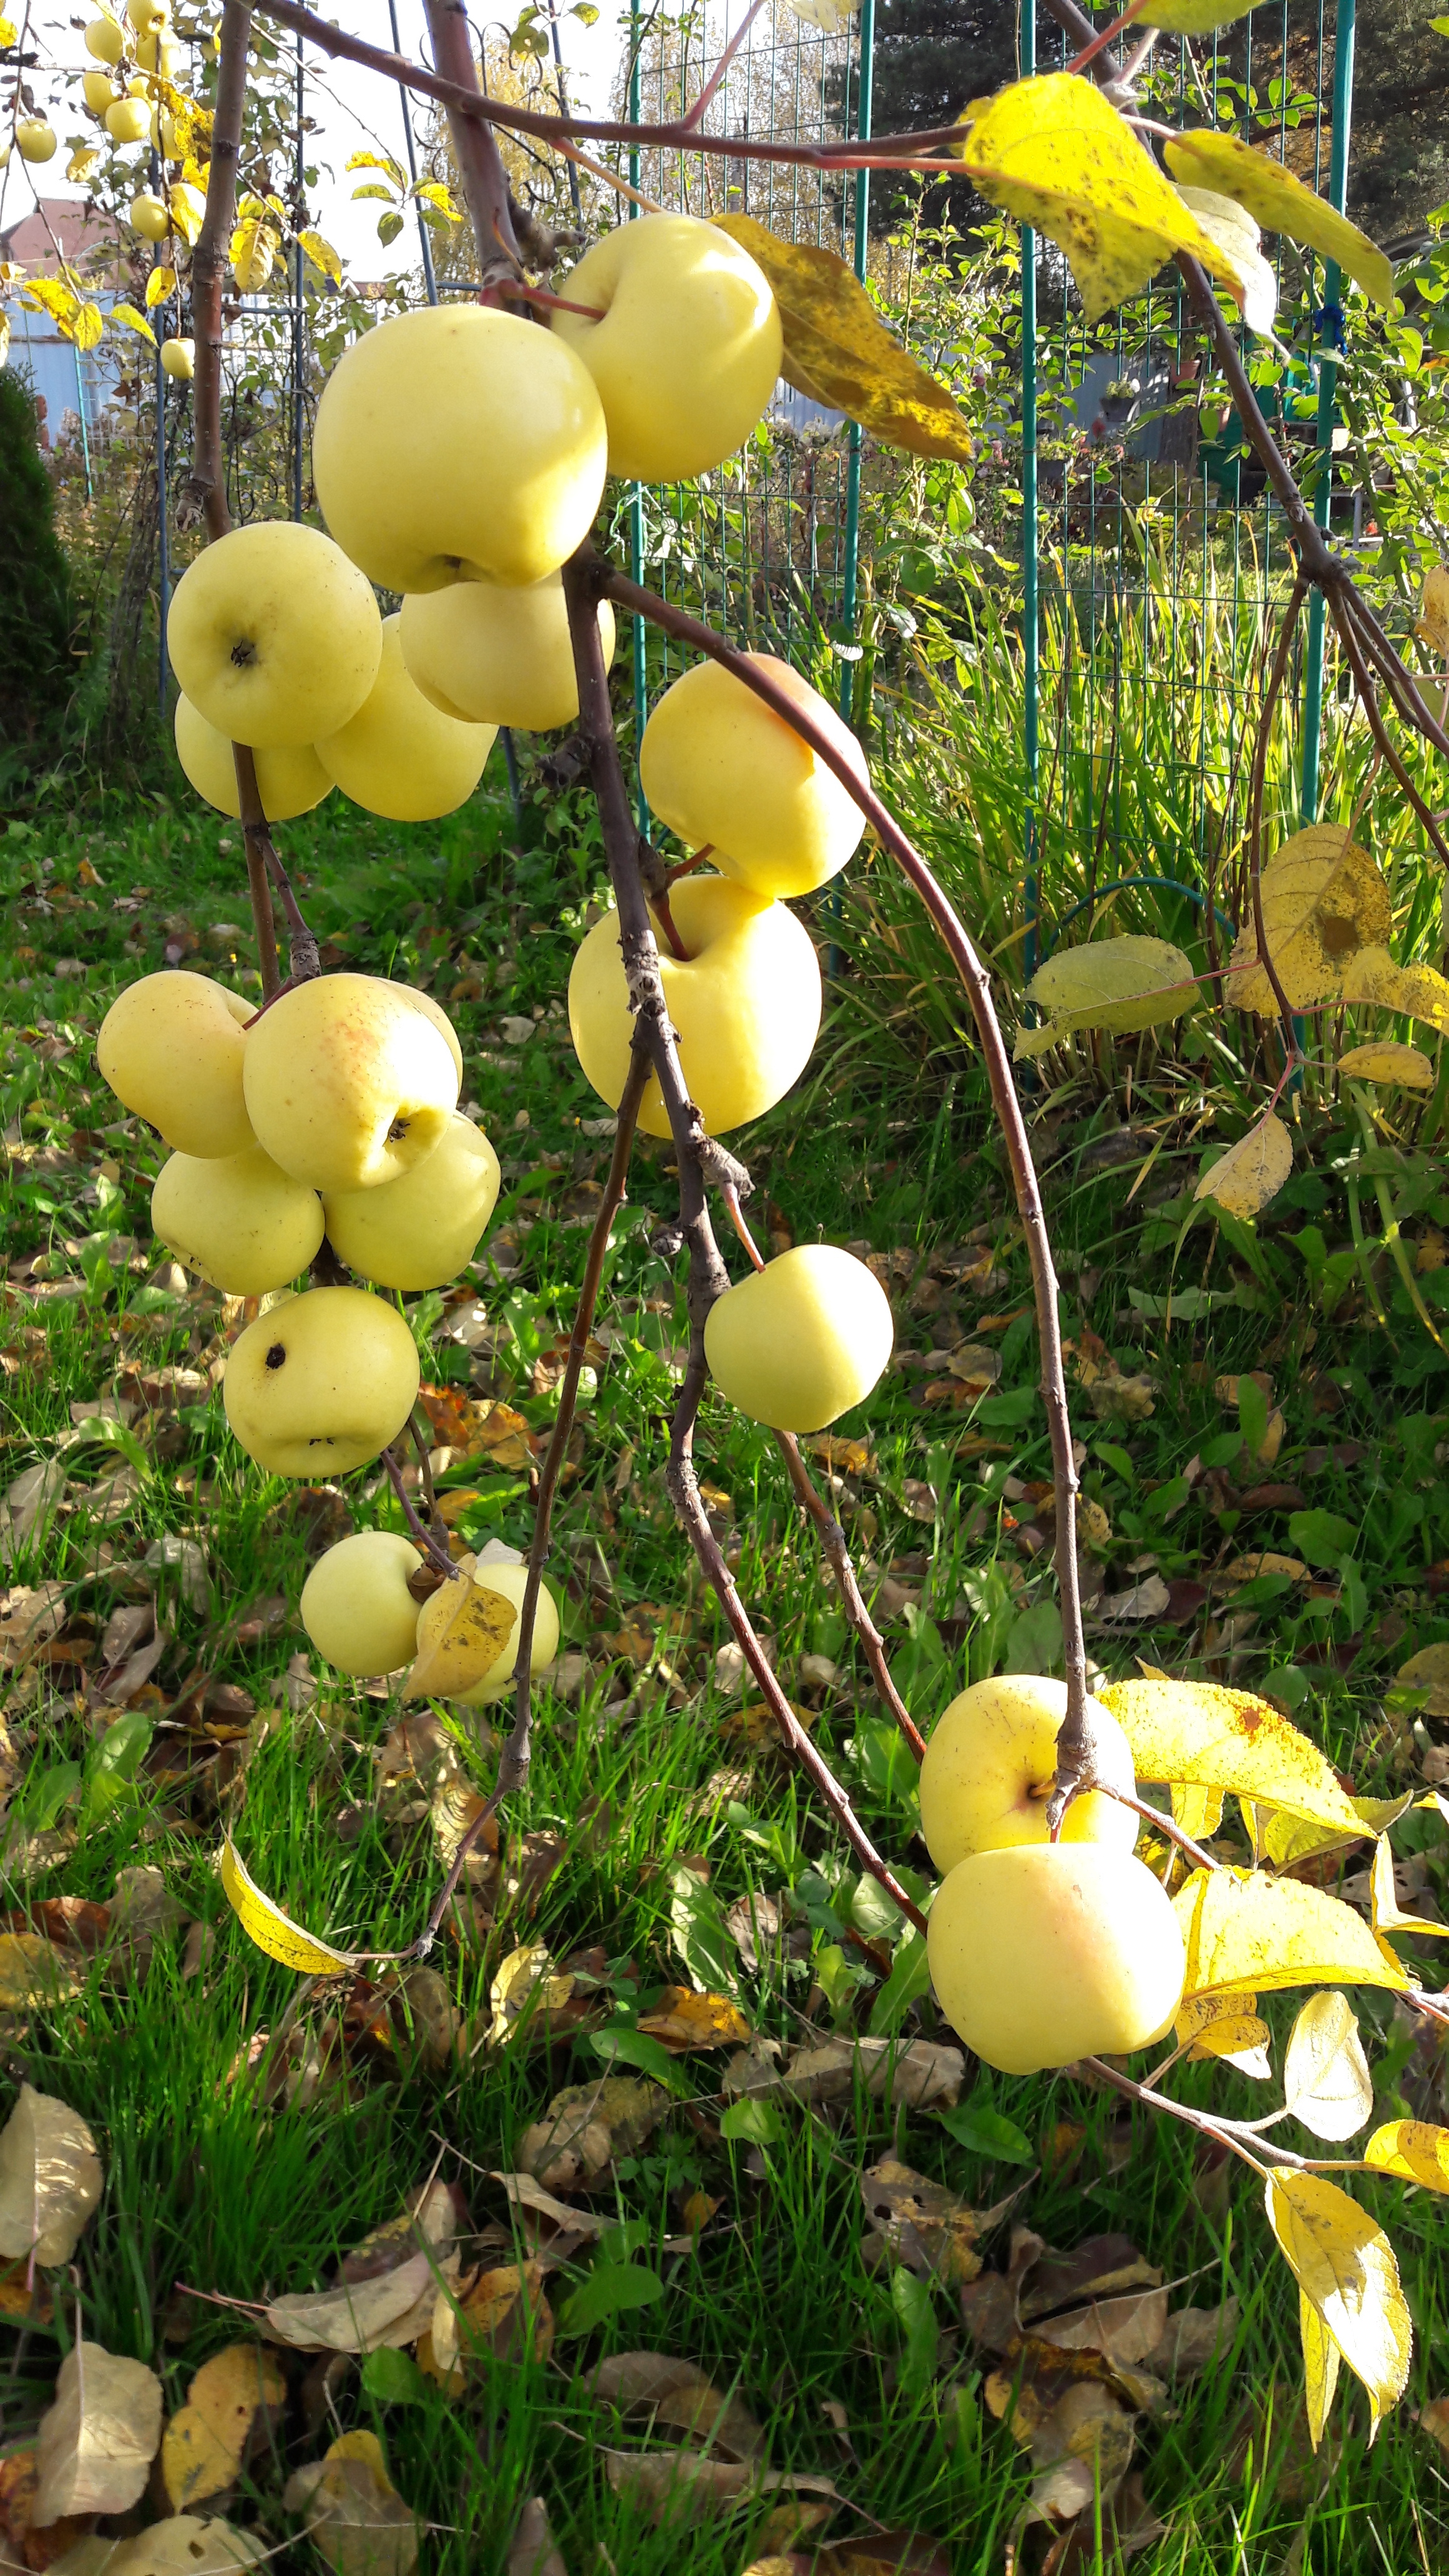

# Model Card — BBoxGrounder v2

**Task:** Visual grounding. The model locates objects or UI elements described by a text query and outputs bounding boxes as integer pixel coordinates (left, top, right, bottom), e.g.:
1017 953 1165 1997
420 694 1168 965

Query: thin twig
381 1445 457 1579
1241 578 1308 1055
1330 592 1449 872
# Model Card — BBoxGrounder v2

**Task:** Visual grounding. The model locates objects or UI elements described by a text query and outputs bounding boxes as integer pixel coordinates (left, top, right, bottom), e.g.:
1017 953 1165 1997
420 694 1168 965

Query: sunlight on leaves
1336 1042 1434 1088
1282 1993 1373 2141
220 1838 359 1978
1163 128 1394 306
1100 1675 1363 1832
1226 827 1391 1014
1267 2172 1411 2441
1173 1866 1408 2001
1194 1113 1292 1221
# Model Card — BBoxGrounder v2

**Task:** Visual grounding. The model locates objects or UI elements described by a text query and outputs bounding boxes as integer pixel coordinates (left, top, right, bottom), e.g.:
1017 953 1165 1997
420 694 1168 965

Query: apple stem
665 849 712 886
651 890 692 962
500 283 608 323
721 1183 766 1273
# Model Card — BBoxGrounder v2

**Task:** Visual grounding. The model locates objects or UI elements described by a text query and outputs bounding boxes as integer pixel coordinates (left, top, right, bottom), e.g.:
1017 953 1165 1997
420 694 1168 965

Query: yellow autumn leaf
1342 947 1449 1034
1395 1639 1449 1717
1300 2289 1341 2452
1259 1791 1408 1871
1172 1780 1224 1841
1337 1042 1434 1088
955 76 1246 325
298 228 342 286
1099 1675 1363 1832
1417 564 1449 660
1193 1113 1293 1220
1266 2170 1412 2439
71 303 105 352
1172 1866 1408 2001
781 0 859 29
66 146 101 185
220 1838 358 1978
1163 127 1393 308
1151 0 1255 26
1226 826 1391 1015
230 217 278 293
1370 1833 1449 1940
1282 1992 1373 2141
405 1565 515 1702
112 301 157 345
20 277 79 324
0 15 17 42
1174 1991 1273 2076
1364 2119 1449 2193
145 263 177 308
711 215 972 464
168 182 206 245
1176 185 1277 335
1018 936 1198 1060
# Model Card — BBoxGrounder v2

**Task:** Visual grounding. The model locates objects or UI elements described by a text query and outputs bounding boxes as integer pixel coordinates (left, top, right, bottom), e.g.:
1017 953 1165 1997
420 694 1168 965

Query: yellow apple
98 970 253 1158
127 0 168 27
418 1554 560 1706
160 337 195 382
84 16 125 62
919 1676 1138 1871
166 520 382 750
152 1143 323 1295
313 615 495 821
135 27 177 72
105 97 150 143
399 575 615 732
82 69 119 114
243 973 459 1194
223 1286 420 1478
551 213 782 484
16 121 57 163
927 1844 1186 2076
129 192 169 241
311 303 607 593
150 105 178 155
323 1113 500 1291
387 982 461 1083
300 1531 425 1678
568 874 820 1138
174 696 332 823
640 653 868 900
703 1244 893 1433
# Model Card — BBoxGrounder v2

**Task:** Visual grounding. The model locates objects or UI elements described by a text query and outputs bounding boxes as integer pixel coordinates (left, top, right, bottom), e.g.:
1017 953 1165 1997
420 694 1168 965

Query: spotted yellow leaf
1194 1113 1292 1221
1164 128 1393 308
1099 1675 1363 1833
1336 1042 1434 1088
1176 185 1277 335
1343 947 1449 1033
1226 827 1391 1015
1017 934 1198 1061
220 1838 358 1976
1174 1991 1272 2077
955 76 1247 325
298 228 342 286
1172 1866 1408 2003
1364 2119 1449 2193
145 263 177 309
405 1564 515 1703
1267 2171 1411 2439
1370 1833 1449 1940
112 301 156 344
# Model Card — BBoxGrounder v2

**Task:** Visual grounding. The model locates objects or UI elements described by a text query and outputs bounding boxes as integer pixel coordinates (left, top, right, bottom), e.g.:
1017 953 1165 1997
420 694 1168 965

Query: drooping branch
180 0 252 539
419 0 524 290
599 566 1095 1824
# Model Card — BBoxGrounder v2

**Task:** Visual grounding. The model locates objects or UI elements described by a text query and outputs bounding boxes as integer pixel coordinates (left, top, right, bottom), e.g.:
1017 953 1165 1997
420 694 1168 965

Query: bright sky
14 3 635 280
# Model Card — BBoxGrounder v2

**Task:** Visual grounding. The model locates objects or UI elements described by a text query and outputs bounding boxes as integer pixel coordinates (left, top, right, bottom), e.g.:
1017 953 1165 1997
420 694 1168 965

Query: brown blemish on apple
265 1342 286 1370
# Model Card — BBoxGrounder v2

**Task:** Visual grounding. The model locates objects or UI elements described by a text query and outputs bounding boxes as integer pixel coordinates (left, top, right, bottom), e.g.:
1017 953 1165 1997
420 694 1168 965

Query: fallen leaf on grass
636 1986 751 2051
1151 2298 1241 2379
32 2343 163 2524
1035 2288 1168 2369
0 2086 101 2265
429 2260 554 2380
782 2037 964 2112
0 1937 84 2011
490 2170 613 2240
84 2518 266 2575
507 2499 567 2576
264 2252 446 2355
517 2077 670 2195
284 2429 420 2576
1395 1641 1449 1718
160 2343 285 2511
590 2351 762 2460
602 2450 841 2524
487 1944 576 2048
859 2161 987 2289
0 1583 68 1669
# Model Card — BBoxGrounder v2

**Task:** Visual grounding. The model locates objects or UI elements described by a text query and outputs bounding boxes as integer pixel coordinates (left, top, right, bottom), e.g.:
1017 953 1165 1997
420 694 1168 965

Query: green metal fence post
1021 1 1040 986
837 0 873 732
1300 0 1356 823
628 2 648 825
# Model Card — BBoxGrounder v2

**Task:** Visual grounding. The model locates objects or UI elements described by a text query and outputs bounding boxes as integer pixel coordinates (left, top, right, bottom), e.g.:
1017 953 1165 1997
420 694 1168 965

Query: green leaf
377 210 405 248
975 1385 1038 1427
588 2026 691 2093
868 1931 932 2036
554 2263 663 2338
14 1763 82 1835
720 2095 783 2147
939 2098 1034 2164
1149 0 1254 26
361 2349 427 2407
668 1866 739 1999
1237 1374 1270 1459
60 1415 153 1479
891 2268 940 2397
80 1709 153 1828
1289 1508 1357 1568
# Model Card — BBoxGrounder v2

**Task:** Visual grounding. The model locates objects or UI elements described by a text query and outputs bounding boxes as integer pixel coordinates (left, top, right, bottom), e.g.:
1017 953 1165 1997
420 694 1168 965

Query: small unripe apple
152 1143 323 1295
98 969 253 1158
399 573 615 732
129 191 169 241
568 874 821 1138
703 1244 893 1433
552 213 781 484
313 615 495 822
174 695 331 822
166 520 382 750
16 121 58 163
160 337 195 382
301 1531 424 1677
243 973 459 1194
223 1286 420 1478
640 653 868 900
82 69 120 114
84 16 126 64
105 97 150 144
927 1845 1186 2076
324 1113 500 1290
312 303 607 593
919 1675 1138 1872
415 1554 560 1705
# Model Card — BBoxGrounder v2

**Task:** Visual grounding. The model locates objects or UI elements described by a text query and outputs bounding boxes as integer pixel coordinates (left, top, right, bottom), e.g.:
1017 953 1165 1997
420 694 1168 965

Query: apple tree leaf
1266 2172 1410 2441
1172 1866 1408 2002
1098 1674 1363 1831
1282 1992 1373 2141
1335 1042 1434 1088
1163 127 1394 307
1193 1113 1293 1221
220 1837 359 1977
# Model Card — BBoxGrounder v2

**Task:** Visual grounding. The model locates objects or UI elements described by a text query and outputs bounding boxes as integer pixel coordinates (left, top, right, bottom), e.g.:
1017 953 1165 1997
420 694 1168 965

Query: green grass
2 767 1448 2574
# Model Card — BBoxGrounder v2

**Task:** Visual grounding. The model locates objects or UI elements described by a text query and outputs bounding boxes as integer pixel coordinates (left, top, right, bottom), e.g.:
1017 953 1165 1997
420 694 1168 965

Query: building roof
0 194 119 270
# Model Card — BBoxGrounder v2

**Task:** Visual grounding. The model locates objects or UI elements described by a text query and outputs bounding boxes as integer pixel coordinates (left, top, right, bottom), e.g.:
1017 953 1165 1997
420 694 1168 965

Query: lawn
1 766 1447 2575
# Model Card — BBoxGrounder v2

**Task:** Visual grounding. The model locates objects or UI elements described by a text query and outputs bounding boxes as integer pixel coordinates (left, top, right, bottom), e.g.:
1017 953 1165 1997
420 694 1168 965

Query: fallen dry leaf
782 2037 964 2112
32 2343 163 2524
601 2450 841 2524
284 2429 419 2576
517 2077 670 2195
859 2161 985 2289
1034 2287 1168 2369
160 2342 285 2511
84 2518 266 2575
590 2350 763 2461
506 2498 567 2576
0 1937 83 2011
487 1944 575 2049
1149 2297 1241 2380
490 2170 613 2241
430 2260 554 2379
0 2086 102 2266
636 1987 751 2052
263 2252 445 2355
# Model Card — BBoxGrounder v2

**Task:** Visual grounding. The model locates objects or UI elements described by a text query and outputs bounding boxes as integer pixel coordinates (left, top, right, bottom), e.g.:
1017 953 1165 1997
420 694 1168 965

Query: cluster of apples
920 1676 1186 2075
